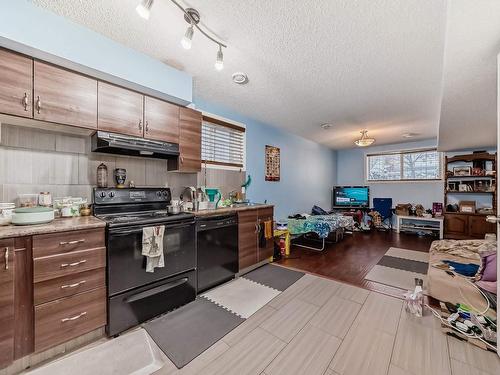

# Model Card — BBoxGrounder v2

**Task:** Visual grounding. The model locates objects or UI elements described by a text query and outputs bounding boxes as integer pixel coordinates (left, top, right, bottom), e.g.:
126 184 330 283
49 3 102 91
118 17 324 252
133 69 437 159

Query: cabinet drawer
33 229 105 258
35 287 106 352
34 268 105 305
34 248 106 283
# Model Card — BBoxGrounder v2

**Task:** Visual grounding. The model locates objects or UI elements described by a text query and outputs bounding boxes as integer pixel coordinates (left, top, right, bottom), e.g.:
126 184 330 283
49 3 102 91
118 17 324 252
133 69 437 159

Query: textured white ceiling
438 0 500 151
32 0 451 149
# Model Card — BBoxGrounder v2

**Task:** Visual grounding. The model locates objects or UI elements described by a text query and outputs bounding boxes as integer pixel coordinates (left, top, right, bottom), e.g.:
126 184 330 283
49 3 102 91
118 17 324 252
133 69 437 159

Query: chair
373 198 393 230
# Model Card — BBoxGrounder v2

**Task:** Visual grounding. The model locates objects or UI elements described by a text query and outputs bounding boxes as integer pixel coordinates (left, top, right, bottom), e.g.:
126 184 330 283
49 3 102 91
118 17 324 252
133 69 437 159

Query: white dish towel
142 225 165 273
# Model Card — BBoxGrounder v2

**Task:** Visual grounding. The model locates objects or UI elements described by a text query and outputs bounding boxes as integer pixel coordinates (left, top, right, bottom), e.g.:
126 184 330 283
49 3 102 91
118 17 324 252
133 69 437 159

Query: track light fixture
136 0 154 20
135 0 227 71
215 45 224 71
181 25 194 50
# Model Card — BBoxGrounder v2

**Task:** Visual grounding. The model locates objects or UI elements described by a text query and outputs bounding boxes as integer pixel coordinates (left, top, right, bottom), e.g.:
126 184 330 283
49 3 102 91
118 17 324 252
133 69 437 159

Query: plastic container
18 194 38 208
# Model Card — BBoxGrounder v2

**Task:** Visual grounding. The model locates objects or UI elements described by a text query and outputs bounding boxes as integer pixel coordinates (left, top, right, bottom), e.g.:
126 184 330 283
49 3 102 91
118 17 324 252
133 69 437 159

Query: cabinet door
444 214 468 238
0 49 33 118
238 210 258 270
178 107 202 172
97 82 144 137
144 96 179 143
258 207 274 261
469 215 496 238
34 61 97 129
0 238 15 368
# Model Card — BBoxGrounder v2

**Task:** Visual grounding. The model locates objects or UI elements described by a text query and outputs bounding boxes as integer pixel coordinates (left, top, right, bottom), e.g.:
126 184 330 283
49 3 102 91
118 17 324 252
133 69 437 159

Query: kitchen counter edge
193 204 274 217
0 216 106 239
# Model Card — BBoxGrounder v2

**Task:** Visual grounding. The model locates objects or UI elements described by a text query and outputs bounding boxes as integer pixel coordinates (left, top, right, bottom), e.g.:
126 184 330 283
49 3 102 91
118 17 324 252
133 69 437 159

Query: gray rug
144 298 244 368
143 264 305 369
243 264 305 291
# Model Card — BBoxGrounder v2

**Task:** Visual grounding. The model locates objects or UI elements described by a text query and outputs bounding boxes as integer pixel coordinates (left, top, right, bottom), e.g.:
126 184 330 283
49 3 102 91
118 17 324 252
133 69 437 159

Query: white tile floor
22 271 500 375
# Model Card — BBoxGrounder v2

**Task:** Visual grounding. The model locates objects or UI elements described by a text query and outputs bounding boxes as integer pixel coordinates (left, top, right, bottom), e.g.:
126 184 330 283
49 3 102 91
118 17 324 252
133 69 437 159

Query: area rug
143 264 304 368
364 247 429 291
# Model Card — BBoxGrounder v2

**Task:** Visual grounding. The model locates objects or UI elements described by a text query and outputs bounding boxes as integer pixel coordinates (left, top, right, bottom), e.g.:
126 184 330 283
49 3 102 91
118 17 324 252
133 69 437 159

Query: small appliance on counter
180 186 197 211
11 207 55 225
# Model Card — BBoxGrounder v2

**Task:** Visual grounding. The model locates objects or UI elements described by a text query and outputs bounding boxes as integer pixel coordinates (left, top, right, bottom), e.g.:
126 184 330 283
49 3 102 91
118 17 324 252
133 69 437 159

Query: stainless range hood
91 131 179 159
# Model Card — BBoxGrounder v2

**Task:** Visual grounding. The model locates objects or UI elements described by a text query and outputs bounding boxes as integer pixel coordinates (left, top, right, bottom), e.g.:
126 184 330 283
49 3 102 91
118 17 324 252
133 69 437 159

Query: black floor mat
143 298 244 369
243 264 304 291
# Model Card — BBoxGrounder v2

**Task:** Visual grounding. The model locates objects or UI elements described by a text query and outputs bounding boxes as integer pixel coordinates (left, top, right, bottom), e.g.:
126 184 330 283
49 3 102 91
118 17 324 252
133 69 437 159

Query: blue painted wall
194 99 337 219
0 0 192 104
336 139 444 209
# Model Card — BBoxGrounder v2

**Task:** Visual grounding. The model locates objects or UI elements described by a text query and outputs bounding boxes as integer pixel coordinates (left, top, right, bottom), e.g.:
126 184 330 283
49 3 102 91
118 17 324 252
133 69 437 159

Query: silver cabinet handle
59 239 85 246
180 156 184 164
4 247 8 270
145 120 149 132
60 259 87 268
35 96 41 114
254 224 258 233
22 92 29 111
61 311 87 322
138 120 143 131
61 280 86 289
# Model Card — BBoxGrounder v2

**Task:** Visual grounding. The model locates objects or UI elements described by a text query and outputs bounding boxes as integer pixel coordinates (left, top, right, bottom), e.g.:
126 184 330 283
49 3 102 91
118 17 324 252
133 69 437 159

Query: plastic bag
404 278 424 317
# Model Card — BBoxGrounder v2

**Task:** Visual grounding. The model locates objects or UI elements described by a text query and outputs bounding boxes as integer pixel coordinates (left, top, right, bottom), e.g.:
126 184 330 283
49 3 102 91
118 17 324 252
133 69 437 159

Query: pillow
477 253 497 282
475 280 497 294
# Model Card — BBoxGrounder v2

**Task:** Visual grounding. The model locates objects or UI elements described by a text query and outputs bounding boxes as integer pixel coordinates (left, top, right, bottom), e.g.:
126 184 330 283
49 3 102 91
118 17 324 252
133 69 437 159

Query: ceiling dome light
215 45 224 71
136 0 154 20
402 132 419 139
321 123 333 130
181 25 194 50
232 72 249 84
354 130 375 147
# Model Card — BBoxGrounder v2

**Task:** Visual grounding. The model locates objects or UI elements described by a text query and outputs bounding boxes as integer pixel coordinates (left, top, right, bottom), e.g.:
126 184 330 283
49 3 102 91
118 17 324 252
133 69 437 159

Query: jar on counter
97 163 108 188
38 192 52 207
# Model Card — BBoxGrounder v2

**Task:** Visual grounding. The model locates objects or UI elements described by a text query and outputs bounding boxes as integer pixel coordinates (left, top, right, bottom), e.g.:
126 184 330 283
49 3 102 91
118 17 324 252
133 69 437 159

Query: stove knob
156 191 162 197
162 190 168 197
108 191 115 198
99 191 106 198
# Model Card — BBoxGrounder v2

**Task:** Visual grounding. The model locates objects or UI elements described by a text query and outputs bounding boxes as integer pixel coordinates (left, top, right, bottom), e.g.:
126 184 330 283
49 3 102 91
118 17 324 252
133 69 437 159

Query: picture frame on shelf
453 166 472 176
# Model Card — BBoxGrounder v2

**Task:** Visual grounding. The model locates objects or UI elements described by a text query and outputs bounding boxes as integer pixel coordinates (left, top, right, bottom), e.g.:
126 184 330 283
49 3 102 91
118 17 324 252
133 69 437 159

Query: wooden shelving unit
444 152 497 239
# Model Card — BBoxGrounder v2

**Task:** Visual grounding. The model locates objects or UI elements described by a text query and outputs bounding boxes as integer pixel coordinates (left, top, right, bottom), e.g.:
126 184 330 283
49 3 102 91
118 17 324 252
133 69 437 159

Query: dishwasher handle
197 216 237 231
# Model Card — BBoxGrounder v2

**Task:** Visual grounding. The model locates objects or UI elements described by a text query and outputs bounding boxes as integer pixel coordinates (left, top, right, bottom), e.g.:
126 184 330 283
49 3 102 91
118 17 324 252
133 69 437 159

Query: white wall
336 139 443 209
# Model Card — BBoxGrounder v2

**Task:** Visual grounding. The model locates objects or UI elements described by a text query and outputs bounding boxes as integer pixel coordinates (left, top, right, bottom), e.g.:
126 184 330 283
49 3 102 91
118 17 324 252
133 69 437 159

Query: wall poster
265 145 280 181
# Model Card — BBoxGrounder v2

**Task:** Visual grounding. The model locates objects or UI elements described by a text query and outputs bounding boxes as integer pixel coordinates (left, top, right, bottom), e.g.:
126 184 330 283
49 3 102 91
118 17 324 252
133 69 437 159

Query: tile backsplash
0 124 245 205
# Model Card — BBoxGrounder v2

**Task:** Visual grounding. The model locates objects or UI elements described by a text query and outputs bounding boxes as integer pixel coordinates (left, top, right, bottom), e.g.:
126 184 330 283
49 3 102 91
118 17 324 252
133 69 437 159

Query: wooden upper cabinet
33 61 97 129
0 238 15 368
144 96 179 143
0 49 33 118
178 107 202 172
97 82 144 137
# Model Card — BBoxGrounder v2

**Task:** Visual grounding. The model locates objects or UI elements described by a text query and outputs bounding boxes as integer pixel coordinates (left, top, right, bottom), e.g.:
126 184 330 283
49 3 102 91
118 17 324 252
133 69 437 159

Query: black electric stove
93 188 197 336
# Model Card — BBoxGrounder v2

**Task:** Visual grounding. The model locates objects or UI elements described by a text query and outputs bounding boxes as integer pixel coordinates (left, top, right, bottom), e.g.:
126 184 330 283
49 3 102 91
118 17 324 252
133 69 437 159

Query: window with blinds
201 116 245 168
366 148 442 181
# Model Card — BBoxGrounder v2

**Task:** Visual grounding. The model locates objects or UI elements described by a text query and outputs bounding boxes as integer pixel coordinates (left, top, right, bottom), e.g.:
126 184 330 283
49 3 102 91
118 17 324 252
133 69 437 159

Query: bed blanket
287 214 354 238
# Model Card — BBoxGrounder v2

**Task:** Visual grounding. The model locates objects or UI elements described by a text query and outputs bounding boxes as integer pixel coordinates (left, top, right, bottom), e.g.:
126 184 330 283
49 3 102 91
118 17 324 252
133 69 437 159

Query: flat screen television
332 186 369 208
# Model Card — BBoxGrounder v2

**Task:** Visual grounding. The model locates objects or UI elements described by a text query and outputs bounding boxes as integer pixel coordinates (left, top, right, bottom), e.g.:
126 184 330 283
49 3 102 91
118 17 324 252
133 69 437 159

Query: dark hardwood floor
277 230 434 299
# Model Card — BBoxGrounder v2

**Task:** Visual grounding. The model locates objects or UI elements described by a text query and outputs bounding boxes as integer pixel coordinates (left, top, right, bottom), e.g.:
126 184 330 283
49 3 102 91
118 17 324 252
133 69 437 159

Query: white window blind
366 149 442 181
201 116 245 168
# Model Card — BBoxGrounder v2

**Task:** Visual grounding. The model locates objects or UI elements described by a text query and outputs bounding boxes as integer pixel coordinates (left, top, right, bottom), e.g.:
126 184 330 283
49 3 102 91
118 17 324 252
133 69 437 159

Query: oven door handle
124 277 189 303
110 221 195 236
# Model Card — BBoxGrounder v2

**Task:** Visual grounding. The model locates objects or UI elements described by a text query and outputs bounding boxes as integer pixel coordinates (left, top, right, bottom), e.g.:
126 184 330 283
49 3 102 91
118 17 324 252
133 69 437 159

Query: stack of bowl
0 203 16 226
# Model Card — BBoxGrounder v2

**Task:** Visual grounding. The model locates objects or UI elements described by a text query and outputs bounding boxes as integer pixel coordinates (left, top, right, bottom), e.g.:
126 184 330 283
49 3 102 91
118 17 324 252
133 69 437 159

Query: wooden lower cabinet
444 213 495 239
238 210 259 270
35 287 106 352
0 238 15 368
238 207 274 271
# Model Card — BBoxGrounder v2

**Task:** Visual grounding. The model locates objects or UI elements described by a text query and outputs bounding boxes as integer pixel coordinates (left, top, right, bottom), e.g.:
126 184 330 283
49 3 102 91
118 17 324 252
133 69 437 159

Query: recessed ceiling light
232 72 249 84
321 123 333 130
402 132 419 138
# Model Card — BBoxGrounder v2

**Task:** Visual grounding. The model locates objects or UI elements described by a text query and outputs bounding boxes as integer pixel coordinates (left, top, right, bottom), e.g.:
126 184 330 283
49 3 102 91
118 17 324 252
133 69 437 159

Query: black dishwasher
196 214 238 292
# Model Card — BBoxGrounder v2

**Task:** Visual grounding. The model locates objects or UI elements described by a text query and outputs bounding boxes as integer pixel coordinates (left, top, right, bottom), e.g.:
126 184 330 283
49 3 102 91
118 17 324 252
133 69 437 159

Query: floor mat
242 264 305 291
143 298 244 369
202 277 280 318
364 247 429 290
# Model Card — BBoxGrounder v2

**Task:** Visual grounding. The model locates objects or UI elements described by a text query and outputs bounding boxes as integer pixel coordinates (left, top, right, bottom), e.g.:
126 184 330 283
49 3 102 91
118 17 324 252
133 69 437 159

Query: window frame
201 112 246 171
365 147 443 183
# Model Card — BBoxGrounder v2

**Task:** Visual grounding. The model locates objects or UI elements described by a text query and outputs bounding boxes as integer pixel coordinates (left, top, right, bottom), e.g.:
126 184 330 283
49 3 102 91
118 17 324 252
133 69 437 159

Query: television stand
394 215 444 239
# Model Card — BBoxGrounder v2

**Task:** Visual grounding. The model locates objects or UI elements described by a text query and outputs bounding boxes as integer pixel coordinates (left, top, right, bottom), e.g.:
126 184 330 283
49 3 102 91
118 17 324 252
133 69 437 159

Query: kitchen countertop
0 216 106 239
193 204 274 217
